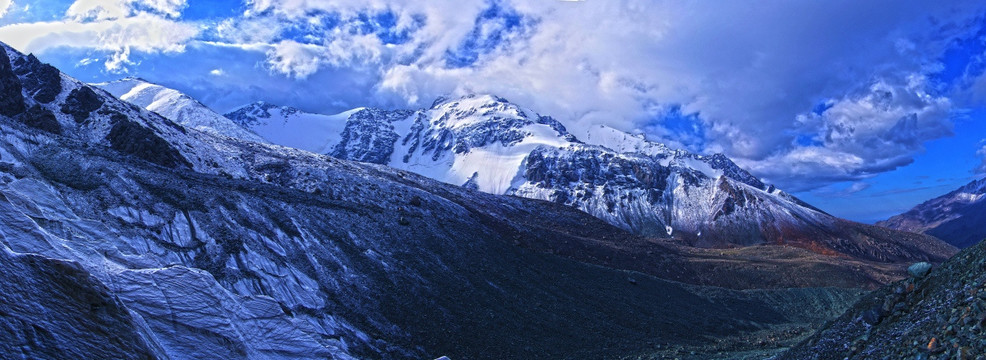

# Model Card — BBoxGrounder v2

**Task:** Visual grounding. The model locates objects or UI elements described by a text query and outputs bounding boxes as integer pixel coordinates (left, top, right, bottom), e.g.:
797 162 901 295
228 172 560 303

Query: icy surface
225 102 356 154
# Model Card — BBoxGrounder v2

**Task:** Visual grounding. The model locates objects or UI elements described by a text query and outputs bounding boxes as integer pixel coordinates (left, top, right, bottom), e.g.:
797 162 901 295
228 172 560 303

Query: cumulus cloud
66 0 187 21
262 34 385 79
0 0 195 72
0 14 198 71
265 40 323 79
741 76 953 190
0 0 11 18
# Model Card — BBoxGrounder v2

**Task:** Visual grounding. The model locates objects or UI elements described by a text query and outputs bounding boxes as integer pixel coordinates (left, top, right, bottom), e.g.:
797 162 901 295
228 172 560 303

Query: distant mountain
877 178 986 248
94 77 265 143
224 94 954 262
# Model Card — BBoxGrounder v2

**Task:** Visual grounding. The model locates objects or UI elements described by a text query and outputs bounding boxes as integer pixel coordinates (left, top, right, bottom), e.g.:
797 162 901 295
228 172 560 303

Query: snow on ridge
93 78 265 143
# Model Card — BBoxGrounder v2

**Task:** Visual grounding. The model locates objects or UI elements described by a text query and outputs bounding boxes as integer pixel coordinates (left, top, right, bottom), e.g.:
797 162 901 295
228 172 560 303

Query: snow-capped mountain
224 101 376 155
0 41 917 359
228 95 574 194
94 77 265 143
224 94 952 261
878 178 986 248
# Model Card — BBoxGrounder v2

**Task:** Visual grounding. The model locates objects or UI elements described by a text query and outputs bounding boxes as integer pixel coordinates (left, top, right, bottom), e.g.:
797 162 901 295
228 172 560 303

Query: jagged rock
461 172 480 190
780 238 986 359
0 248 157 359
330 108 410 164
12 54 61 103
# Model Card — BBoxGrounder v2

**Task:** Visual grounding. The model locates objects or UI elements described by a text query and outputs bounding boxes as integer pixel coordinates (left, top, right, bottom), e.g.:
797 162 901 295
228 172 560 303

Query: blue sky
1 0 986 223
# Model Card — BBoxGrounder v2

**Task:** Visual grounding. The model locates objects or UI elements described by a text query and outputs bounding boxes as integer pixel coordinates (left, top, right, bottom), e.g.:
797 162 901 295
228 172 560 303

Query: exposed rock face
225 101 300 127
60 87 104 123
19 104 61 134
514 144 955 262
878 177 986 248
0 48 26 117
780 238 986 359
330 108 411 163
12 54 61 104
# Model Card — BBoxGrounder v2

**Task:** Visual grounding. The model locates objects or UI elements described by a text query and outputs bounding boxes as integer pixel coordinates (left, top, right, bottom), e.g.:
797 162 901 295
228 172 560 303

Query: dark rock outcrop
12 54 61 104
106 114 192 169
19 104 62 134
0 49 26 117
60 87 103 123
330 108 410 163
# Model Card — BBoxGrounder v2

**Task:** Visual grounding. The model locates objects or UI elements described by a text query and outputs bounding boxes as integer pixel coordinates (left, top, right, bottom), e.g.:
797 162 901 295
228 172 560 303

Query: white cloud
0 0 11 18
0 14 198 71
845 181 871 194
741 75 952 190
136 0 186 18
209 68 224 76
265 40 323 79
66 0 187 21
67 0 129 21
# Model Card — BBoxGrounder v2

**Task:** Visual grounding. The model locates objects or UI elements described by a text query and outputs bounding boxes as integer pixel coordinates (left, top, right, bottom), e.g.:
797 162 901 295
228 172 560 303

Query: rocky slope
779 237 986 359
0 41 877 359
878 177 986 248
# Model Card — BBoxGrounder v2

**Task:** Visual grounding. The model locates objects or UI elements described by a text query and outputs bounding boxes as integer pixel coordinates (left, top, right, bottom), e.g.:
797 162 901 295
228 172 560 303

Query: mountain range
100 78 955 265
0 41 969 359
878 177 986 249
